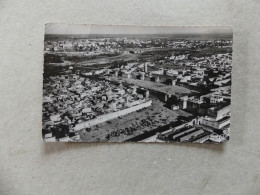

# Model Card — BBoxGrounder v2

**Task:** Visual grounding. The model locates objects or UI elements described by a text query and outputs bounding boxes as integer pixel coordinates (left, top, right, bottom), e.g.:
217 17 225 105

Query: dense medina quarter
42 25 233 143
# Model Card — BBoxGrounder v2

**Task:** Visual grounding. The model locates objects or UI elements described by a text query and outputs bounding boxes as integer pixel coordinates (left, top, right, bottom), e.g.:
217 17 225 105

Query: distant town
43 32 232 143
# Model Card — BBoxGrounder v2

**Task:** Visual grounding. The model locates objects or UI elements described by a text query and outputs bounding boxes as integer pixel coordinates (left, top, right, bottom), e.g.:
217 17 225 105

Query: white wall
74 100 152 131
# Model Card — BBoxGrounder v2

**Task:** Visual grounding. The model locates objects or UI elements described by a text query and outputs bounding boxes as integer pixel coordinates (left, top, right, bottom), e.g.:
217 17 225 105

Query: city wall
74 100 152 131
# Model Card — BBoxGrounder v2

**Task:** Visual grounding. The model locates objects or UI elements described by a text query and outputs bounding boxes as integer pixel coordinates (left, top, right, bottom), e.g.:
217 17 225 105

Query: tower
156 77 160 83
171 79 176 86
140 72 145 80
144 63 148 72
145 90 149 99
132 85 137 94
180 95 188 109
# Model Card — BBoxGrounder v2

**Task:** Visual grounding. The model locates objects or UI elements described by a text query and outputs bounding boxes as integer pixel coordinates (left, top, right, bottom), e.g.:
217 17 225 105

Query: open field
110 76 192 96
77 53 140 66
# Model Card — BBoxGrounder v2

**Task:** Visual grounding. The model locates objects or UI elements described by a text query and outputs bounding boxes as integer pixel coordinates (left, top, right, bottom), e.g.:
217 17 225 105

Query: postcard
43 23 232 143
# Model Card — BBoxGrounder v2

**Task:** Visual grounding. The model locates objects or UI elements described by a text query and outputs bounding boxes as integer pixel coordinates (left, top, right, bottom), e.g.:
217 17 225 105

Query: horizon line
45 23 232 36
45 32 233 36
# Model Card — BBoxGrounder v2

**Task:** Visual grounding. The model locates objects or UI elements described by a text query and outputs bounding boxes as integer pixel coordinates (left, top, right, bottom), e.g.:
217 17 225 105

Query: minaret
144 63 148 72
145 90 149 99
156 77 160 83
171 79 176 86
181 96 188 109
140 72 145 80
132 85 137 94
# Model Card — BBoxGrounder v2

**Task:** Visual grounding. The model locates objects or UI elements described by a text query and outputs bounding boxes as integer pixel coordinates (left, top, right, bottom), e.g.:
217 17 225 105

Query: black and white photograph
43 23 233 143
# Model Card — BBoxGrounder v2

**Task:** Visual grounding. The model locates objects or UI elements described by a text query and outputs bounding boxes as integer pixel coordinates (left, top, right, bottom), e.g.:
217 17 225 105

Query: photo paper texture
43 24 233 143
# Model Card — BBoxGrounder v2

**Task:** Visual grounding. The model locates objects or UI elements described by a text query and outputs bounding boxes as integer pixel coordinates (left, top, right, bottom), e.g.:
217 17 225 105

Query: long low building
74 100 152 131
180 129 204 142
202 116 230 129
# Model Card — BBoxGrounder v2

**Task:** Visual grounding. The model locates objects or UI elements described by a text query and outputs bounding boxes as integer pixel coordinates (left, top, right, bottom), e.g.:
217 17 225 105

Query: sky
45 23 232 35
